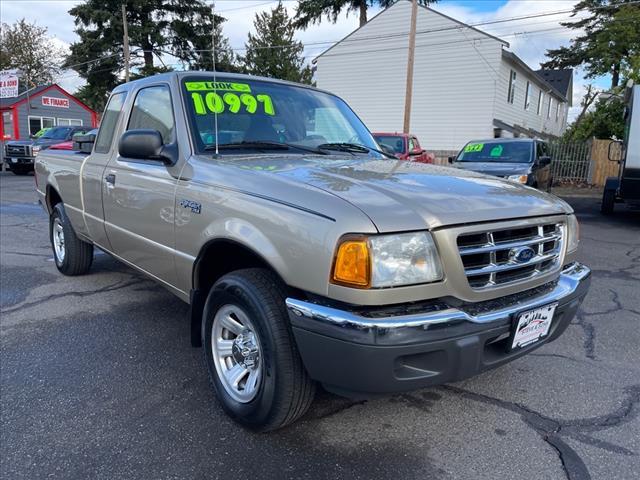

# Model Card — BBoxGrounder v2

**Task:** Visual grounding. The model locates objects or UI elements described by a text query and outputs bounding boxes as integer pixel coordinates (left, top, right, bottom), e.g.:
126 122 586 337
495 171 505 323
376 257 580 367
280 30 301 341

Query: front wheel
601 188 615 214
203 269 315 431
50 203 94 275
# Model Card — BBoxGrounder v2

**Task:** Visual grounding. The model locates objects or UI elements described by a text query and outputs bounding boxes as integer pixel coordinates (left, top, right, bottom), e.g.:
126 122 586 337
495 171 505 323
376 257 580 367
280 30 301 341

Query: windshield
181 77 380 155
457 141 534 163
41 127 73 140
374 135 405 154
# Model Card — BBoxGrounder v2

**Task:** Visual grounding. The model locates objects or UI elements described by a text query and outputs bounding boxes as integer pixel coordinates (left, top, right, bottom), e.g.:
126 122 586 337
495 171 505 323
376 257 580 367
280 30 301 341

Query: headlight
507 174 528 184
331 232 443 288
32 146 41 156
566 214 579 252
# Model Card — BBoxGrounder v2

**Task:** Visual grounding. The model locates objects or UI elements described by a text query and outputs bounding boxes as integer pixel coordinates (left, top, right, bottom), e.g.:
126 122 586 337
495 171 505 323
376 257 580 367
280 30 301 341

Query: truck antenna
211 0 219 156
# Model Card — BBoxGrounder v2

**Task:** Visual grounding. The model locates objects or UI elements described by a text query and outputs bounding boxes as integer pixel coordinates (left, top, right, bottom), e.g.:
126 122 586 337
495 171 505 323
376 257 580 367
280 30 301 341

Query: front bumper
4 156 35 166
286 262 591 397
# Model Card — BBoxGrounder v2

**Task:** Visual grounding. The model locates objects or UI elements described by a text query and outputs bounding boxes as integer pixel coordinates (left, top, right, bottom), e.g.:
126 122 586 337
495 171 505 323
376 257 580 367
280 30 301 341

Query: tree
0 19 64 91
541 0 640 89
562 96 625 141
66 0 238 111
294 0 437 29
242 2 313 84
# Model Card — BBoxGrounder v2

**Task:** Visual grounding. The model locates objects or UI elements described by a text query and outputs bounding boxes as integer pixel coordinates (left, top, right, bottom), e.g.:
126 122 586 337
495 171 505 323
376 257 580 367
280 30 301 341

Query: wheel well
190 240 287 347
46 186 62 214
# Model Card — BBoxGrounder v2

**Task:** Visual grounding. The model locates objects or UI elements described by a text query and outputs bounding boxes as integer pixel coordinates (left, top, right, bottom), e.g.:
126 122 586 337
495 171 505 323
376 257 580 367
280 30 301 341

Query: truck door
81 91 128 250
101 84 180 289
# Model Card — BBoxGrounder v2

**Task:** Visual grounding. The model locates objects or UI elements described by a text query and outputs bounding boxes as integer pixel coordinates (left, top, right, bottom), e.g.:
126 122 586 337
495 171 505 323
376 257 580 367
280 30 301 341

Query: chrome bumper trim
286 262 590 330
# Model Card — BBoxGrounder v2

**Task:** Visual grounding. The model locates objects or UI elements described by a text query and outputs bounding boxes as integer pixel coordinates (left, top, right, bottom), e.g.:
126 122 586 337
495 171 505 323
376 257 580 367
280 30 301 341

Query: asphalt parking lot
1 172 639 480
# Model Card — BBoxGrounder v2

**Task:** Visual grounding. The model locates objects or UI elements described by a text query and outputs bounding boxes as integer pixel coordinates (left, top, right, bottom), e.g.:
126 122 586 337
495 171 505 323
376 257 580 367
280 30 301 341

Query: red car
373 132 434 163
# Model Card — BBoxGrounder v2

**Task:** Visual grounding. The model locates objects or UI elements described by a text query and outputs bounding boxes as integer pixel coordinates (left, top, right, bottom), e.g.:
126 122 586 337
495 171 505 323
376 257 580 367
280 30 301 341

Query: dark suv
4 126 90 175
450 138 553 191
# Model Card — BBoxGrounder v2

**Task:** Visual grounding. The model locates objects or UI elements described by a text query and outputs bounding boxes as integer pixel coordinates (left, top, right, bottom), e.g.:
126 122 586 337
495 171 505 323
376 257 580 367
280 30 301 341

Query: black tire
202 268 315 431
50 203 94 275
601 188 615 214
10 165 32 175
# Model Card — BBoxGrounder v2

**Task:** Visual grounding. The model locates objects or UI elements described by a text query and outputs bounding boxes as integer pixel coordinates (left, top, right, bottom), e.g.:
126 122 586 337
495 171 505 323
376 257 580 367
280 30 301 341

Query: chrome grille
457 221 564 290
5 144 29 157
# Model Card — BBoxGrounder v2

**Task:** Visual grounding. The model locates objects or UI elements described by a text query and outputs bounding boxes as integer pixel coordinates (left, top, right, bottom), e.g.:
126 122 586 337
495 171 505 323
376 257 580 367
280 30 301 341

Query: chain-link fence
549 141 593 183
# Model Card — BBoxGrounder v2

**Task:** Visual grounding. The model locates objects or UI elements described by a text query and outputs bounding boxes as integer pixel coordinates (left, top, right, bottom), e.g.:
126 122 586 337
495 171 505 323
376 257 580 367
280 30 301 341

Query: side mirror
118 129 177 165
409 149 425 156
608 140 623 162
448 156 455 164
539 155 552 166
74 132 97 154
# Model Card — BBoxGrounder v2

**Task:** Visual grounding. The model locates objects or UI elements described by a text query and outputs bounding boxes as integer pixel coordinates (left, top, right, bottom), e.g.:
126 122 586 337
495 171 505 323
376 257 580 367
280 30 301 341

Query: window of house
2 111 14 139
507 70 516 104
556 101 561 121
537 91 544 115
524 82 531 110
28 116 56 136
57 118 83 126
547 97 553 119
128 85 175 144
95 92 126 153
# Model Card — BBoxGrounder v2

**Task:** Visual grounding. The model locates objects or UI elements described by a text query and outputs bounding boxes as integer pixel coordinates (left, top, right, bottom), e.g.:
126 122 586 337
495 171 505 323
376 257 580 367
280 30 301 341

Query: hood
205 155 571 232
452 161 532 177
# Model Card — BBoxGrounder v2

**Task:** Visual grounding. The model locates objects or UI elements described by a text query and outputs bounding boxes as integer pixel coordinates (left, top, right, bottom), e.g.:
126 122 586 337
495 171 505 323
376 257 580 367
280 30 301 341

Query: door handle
105 173 116 186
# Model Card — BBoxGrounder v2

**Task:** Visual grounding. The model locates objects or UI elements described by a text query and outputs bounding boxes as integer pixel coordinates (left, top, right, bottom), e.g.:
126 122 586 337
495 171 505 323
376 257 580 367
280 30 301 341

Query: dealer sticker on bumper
511 303 558 349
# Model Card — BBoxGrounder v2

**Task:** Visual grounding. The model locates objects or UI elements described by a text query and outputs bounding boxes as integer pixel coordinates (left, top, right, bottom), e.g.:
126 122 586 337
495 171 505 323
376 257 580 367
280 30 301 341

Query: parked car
35 72 590 431
373 132 434 163
4 125 90 175
33 127 52 138
49 129 99 151
450 138 553 191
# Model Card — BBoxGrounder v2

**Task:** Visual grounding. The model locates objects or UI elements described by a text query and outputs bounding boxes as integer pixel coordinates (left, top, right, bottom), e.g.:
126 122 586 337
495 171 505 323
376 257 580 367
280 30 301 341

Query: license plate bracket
508 303 558 351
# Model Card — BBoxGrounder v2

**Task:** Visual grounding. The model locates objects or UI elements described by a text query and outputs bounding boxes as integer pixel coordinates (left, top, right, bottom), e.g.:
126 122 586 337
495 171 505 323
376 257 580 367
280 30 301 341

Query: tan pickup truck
35 72 590 431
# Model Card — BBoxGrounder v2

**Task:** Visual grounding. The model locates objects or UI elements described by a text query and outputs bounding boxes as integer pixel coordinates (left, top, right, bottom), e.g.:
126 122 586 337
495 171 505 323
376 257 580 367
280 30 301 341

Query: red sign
41 96 70 108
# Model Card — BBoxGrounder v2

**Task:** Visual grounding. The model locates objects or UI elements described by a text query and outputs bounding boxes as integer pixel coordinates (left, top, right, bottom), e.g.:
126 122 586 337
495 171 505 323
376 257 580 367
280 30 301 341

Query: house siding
493 56 568 139
316 0 504 151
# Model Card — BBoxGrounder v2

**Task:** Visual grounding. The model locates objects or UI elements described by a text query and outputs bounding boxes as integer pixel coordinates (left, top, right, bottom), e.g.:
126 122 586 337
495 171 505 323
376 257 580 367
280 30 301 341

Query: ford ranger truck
35 72 591 431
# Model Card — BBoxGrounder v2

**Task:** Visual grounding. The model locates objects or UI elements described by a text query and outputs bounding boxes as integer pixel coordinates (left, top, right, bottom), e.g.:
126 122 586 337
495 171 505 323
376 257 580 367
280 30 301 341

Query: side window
507 70 516 104
536 142 548 158
128 85 175 144
95 92 126 153
409 137 418 151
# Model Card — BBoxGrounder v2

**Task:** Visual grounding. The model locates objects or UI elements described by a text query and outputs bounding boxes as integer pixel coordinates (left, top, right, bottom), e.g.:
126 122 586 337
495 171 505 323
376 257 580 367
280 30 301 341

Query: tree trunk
359 1 367 27
611 62 620 89
143 40 154 70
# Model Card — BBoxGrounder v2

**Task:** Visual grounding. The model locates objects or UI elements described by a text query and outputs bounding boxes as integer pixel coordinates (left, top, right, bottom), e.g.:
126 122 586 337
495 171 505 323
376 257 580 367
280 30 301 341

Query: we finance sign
42 96 70 108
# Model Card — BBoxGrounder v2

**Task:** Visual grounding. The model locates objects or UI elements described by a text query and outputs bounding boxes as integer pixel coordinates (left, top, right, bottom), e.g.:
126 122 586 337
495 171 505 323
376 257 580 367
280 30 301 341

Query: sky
1 0 611 121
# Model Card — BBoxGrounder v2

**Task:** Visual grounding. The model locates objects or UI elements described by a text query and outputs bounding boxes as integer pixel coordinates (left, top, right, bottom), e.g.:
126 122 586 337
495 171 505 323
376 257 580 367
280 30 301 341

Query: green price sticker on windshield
186 81 275 116
490 145 503 157
464 143 484 153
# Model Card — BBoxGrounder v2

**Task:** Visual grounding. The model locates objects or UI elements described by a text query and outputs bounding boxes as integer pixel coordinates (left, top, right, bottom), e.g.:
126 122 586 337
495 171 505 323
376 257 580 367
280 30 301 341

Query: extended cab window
181 76 379 154
95 92 126 153
128 85 175 144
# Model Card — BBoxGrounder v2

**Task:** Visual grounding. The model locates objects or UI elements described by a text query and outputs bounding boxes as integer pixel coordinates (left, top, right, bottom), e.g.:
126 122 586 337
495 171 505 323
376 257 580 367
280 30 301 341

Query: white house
314 0 573 152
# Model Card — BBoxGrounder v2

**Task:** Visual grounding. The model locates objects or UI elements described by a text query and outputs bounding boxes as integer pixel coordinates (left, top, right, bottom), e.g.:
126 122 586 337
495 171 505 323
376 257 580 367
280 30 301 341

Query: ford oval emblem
510 246 536 263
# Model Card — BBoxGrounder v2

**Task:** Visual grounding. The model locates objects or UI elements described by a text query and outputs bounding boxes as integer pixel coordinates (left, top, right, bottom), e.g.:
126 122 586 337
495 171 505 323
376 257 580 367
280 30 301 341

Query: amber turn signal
332 239 370 287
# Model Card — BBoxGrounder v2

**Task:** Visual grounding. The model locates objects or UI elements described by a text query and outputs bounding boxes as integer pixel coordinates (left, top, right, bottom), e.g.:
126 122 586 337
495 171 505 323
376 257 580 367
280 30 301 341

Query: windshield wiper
205 141 328 155
317 142 396 159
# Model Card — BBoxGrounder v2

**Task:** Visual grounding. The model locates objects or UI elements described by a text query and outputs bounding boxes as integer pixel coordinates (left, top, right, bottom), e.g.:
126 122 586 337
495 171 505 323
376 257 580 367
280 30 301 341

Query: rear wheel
203 268 315 431
601 188 615 214
50 203 94 275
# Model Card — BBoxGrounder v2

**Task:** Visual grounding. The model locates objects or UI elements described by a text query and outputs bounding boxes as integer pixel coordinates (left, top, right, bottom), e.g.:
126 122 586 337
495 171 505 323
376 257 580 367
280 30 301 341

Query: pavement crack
0 279 148 314
443 384 640 480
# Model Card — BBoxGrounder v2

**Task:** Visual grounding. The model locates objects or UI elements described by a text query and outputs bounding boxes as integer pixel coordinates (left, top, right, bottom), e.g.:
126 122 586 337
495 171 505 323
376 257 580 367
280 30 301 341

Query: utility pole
403 0 417 134
122 4 130 82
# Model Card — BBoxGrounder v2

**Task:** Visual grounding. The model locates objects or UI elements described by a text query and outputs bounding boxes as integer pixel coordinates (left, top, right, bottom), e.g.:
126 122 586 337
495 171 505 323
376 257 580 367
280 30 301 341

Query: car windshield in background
457 141 533 163
374 135 405 154
181 77 381 155
41 127 73 140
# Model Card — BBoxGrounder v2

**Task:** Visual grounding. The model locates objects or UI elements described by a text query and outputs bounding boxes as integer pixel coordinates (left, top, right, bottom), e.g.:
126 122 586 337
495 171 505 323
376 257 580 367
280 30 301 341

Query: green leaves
542 0 640 89
243 2 313 84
